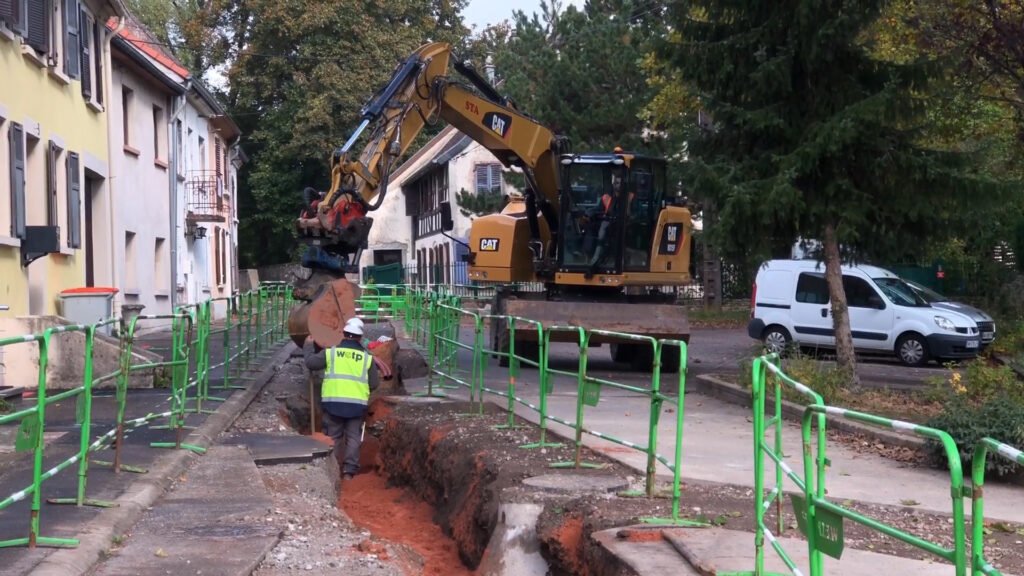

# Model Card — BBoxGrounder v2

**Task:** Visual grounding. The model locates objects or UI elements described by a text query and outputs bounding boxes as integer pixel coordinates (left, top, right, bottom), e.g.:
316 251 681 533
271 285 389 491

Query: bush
0 398 11 414
924 395 1024 478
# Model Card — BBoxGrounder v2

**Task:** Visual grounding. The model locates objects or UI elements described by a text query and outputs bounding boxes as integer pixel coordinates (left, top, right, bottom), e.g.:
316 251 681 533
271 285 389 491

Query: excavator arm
297 42 565 265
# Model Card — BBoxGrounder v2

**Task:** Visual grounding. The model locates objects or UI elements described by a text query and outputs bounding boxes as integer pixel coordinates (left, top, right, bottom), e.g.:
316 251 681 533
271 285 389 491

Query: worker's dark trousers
321 410 363 476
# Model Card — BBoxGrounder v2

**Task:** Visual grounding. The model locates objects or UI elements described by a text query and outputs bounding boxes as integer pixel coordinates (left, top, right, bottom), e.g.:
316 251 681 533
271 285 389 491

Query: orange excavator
290 42 694 372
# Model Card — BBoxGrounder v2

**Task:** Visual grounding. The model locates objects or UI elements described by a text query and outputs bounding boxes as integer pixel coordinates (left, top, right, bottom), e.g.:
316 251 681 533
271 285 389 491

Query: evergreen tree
666 0 992 382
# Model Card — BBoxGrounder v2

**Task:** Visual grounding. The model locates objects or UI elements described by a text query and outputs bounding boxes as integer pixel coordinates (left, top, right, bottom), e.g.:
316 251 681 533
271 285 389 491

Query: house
107 17 187 318
0 0 127 317
179 81 241 314
359 125 519 286
108 19 243 319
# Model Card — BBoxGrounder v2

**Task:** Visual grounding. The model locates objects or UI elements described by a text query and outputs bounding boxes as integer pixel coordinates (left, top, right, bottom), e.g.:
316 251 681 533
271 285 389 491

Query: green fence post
521 328 563 450
47 321 118 509
551 328 602 469
972 438 1024 576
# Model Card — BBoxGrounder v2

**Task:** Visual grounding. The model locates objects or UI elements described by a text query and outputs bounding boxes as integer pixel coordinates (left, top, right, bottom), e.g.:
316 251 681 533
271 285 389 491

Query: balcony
186 171 226 223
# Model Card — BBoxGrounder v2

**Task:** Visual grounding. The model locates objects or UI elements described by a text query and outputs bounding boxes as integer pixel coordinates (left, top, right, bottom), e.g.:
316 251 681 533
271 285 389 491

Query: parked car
748 260 982 366
902 280 996 347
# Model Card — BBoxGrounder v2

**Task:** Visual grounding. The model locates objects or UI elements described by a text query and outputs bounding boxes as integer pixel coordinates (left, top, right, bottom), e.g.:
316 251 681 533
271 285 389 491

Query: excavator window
624 160 666 271
559 162 627 272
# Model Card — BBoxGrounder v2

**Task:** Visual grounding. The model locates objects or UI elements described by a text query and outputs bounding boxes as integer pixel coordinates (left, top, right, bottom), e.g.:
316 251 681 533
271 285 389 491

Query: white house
107 18 186 318
359 125 520 286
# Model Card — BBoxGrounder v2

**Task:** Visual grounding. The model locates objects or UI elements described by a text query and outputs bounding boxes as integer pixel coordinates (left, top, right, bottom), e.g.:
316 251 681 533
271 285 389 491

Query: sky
463 0 585 32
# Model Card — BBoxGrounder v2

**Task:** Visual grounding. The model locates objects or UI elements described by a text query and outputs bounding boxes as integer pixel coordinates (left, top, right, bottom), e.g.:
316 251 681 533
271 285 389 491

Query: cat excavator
291 42 694 372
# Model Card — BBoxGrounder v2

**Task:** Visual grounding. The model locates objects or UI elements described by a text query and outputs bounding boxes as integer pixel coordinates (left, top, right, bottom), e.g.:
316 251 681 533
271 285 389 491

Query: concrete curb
692 374 926 451
29 343 296 576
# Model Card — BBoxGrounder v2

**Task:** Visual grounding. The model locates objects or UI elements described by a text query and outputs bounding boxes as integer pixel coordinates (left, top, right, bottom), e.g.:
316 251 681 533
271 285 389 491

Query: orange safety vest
601 192 635 214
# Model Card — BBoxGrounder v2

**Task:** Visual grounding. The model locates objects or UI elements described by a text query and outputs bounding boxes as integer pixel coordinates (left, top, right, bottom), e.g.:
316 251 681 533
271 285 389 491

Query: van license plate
982 332 994 340
966 340 979 349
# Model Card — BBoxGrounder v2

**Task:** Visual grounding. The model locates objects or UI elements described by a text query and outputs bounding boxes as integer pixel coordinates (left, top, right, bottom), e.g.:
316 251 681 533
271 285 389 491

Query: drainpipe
168 80 191 310
104 17 126 306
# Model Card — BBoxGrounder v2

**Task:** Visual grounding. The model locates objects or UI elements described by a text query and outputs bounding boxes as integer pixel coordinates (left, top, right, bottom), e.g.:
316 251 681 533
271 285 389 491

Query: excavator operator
587 172 634 272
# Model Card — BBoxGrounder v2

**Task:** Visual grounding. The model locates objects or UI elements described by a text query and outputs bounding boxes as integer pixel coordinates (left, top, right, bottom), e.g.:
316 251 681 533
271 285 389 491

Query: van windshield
873 277 930 307
903 279 949 304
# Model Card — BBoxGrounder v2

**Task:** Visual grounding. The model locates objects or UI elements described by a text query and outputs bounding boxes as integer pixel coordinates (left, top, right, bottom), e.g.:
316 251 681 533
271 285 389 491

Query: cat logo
479 238 500 252
482 112 512 138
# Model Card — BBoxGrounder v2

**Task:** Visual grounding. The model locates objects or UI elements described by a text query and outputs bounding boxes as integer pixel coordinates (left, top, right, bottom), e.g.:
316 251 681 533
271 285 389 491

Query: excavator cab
557 152 669 277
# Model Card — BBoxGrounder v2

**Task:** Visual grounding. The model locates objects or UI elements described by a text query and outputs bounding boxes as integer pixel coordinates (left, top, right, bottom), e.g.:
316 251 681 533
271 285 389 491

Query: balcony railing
186 171 226 223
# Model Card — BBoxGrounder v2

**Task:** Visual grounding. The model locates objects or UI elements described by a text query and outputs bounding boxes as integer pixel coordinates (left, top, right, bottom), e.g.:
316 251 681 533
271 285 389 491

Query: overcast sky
463 0 585 32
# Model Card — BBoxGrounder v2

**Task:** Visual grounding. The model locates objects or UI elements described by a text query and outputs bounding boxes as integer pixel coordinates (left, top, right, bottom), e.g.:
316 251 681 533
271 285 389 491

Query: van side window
795 273 829 304
843 275 881 308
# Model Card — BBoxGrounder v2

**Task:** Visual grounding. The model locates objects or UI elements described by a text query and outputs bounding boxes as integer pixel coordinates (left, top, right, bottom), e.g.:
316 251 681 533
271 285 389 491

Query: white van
747 260 981 366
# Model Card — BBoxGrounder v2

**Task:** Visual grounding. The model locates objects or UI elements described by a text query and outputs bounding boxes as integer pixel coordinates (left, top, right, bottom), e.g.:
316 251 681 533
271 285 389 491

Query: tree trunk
822 223 860 387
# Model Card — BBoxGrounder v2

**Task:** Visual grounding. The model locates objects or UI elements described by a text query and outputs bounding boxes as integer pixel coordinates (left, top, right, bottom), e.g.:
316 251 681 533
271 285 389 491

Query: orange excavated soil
311 431 475 575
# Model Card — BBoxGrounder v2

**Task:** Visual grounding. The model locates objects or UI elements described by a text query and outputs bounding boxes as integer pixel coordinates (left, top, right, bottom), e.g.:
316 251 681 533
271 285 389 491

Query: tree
492 0 669 154
666 0 992 383
207 0 468 267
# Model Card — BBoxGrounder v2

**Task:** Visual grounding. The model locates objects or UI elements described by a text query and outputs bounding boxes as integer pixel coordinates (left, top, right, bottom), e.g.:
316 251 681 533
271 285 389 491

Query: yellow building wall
0 32 109 319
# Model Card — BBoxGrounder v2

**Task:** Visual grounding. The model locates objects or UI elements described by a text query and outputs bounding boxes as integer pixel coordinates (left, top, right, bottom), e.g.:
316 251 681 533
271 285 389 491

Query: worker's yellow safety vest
322 345 372 406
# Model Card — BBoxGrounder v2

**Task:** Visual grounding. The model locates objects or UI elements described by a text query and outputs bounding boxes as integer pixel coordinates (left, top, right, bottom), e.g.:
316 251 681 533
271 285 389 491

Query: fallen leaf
900 499 920 506
155 548 168 558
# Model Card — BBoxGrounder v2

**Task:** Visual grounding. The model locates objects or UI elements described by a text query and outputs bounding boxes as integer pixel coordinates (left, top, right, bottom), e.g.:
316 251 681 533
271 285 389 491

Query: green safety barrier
749 354 827 576
400 286 696 527
0 282 290 550
744 354 995 576
972 438 1024 576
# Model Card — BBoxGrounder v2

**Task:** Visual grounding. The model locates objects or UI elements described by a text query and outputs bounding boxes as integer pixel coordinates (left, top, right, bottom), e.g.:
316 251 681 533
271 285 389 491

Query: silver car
904 280 996 347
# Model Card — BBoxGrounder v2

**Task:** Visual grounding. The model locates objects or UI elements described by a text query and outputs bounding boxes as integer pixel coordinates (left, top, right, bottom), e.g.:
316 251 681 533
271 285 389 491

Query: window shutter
10 0 25 36
0 0 14 27
474 164 488 194
9 123 26 239
79 8 90 98
64 0 80 79
489 164 502 193
47 141 58 226
215 138 223 178
67 151 80 248
93 18 103 104
26 0 47 54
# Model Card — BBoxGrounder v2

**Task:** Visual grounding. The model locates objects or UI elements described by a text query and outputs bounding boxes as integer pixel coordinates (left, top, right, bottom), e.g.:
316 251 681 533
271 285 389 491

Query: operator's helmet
343 317 364 336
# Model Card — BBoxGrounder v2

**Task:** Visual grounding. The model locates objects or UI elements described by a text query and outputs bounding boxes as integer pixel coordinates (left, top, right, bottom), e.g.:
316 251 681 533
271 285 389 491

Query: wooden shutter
67 151 80 248
46 141 58 226
0 0 14 27
474 164 488 194
26 0 47 54
8 0 25 36
93 18 103 104
64 0 80 78
489 164 502 192
215 137 223 179
9 123 26 239
79 7 90 99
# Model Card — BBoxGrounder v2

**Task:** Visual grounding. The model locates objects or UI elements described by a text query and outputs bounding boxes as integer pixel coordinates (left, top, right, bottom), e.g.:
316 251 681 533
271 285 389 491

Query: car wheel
762 326 791 355
896 333 930 367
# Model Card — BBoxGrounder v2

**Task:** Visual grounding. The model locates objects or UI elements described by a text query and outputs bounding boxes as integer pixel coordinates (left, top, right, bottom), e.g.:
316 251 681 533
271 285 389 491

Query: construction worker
588 173 634 272
304 317 390 481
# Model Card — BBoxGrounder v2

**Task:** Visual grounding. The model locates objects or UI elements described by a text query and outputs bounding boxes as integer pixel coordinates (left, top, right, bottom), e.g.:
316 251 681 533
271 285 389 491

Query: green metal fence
403 287 696 526
0 284 291 550
971 439 1024 576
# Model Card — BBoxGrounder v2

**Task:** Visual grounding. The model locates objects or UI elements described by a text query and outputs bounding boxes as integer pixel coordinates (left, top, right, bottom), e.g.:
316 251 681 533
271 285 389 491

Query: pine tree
666 0 991 383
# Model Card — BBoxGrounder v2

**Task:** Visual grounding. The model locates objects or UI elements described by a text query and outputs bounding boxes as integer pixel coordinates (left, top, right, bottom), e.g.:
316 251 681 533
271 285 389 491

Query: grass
0 398 11 414
687 307 749 329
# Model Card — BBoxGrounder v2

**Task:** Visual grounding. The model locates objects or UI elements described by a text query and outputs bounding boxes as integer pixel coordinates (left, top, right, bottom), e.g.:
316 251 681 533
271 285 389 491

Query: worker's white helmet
343 317 364 336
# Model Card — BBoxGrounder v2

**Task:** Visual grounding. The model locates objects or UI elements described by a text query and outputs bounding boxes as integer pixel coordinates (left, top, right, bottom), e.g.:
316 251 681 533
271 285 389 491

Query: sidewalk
0 326 292 576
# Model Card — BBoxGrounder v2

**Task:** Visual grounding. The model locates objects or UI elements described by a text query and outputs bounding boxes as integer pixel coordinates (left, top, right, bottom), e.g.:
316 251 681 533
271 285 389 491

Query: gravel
220 356 413 576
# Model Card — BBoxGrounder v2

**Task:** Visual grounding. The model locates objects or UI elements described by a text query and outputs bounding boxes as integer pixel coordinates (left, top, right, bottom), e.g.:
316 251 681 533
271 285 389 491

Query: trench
311 403 478 576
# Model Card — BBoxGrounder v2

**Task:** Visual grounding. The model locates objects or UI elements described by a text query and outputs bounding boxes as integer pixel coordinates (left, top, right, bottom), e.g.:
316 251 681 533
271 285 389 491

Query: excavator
290 42 694 372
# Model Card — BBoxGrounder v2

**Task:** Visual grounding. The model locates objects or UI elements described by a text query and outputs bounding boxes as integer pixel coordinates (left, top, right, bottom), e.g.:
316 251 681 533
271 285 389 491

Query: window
124 231 136 289
153 105 166 164
0 0 24 35
46 140 61 227
220 228 227 285
843 275 881 309
25 0 47 55
7 121 25 238
79 6 97 103
121 86 134 151
474 163 502 195
62 0 81 79
198 135 206 170
154 237 166 288
795 272 829 305
66 150 79 248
